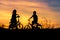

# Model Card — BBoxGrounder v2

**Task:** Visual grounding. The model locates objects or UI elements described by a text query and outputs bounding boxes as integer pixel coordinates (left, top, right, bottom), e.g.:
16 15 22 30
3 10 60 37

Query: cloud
40 0 60 12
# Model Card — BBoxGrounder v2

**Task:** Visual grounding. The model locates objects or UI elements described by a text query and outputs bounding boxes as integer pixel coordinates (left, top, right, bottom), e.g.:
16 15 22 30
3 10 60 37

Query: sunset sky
0 0 60 28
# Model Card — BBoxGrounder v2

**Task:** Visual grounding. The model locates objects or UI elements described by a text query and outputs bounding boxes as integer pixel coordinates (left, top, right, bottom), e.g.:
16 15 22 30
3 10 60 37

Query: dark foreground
0 27 60 32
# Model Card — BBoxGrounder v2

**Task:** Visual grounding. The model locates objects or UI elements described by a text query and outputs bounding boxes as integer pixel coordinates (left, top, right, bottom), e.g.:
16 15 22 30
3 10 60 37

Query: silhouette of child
9 9 18 29
29 11 38 27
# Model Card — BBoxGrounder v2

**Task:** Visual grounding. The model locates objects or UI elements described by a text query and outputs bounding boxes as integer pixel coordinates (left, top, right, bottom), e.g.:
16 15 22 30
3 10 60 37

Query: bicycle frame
17 14 23 29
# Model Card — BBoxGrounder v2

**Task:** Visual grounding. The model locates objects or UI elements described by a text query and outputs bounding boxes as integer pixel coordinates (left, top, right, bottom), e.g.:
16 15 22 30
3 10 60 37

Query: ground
0 27 60 32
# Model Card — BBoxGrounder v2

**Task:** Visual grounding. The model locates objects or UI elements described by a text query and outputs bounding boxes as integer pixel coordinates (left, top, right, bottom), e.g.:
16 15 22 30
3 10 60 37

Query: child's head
33 11 36 15
13 9 17 14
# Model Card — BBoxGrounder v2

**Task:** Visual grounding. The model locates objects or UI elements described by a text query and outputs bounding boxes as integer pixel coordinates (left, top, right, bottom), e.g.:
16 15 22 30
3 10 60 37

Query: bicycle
17 14 23 29
9 14 23 30
25 19 42 29
24 20 32 29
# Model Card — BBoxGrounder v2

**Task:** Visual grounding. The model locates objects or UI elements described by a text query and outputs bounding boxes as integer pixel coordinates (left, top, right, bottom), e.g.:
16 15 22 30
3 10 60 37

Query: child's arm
16 14 20 18
28 15 33 20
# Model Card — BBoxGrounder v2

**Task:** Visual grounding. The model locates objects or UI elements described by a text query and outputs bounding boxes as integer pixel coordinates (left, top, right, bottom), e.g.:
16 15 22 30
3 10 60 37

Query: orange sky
0 0 60 28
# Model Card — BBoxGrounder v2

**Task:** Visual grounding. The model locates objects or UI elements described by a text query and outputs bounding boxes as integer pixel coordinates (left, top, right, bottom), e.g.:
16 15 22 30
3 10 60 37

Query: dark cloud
33 0 60 7
38 0 60 12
